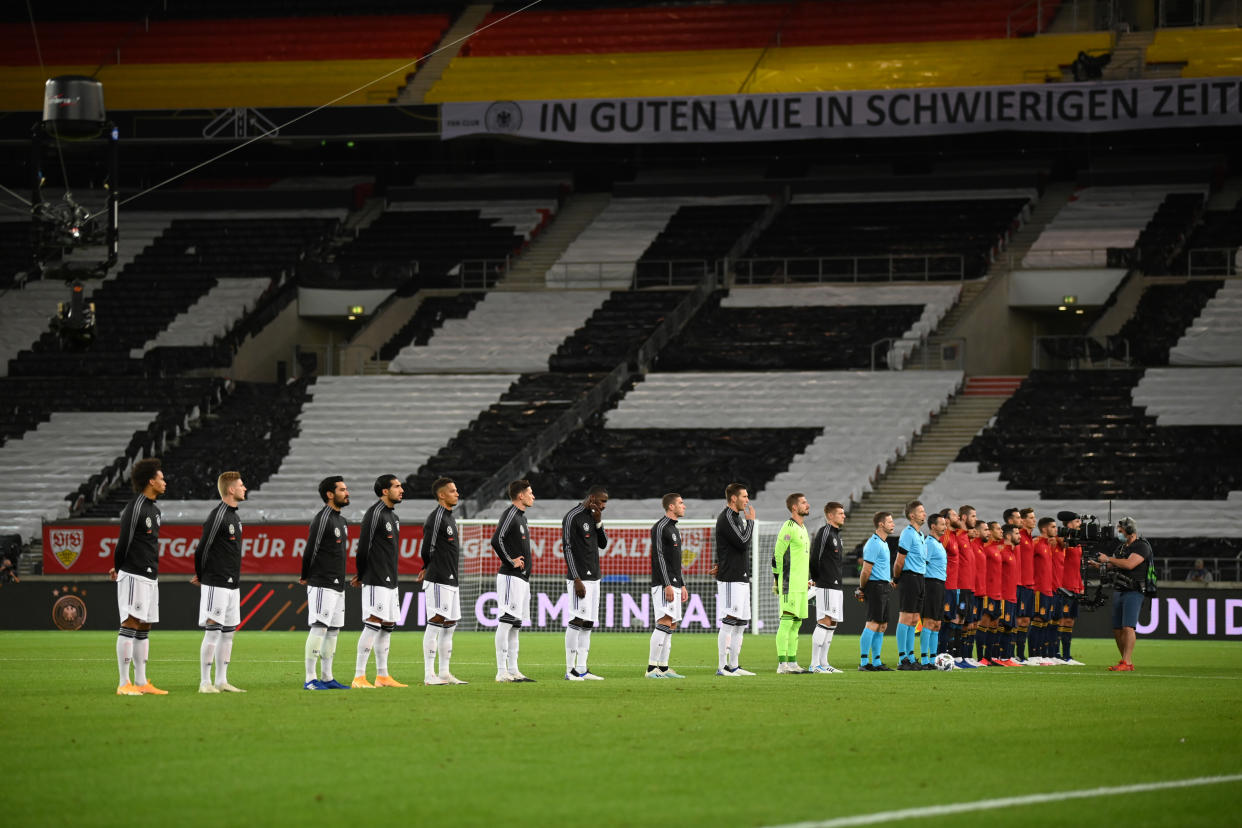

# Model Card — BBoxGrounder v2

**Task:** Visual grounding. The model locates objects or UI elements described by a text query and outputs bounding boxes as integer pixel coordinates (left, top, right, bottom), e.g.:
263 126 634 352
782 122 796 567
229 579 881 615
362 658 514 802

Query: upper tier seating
551 196 767 289
549 289 689 373
1176 198 1242 276
378 294 484 362
1114 280 1223 366
0 411 155 541
0 14 449 110
1132 193 1204 275
954 369 1242 501
0 279 87 379
636 204 767 288
740 195 1028 282
331 207 529 290
1146 28 1242 77
236 375 517 520
387 291 611 374
1023 186 1207 268
1169 279 1242 366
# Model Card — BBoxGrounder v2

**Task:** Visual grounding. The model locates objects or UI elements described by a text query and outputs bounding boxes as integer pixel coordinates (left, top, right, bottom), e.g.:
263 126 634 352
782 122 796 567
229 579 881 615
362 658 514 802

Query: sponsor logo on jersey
582 522 590 532
50 528 83 569
446 526 454 536
385 522 392 532
228 524 235 535
333 527 341 538
145 517 152 529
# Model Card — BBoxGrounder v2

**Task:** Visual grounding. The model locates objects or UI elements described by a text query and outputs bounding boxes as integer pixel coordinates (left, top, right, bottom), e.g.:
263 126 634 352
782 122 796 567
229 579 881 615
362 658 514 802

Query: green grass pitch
3 631 1240 827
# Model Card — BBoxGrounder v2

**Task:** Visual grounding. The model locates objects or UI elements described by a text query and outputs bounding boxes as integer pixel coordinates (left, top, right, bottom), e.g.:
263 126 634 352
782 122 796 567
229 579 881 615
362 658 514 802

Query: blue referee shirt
898 525 927 575
863 534 891 582
925 535 947 581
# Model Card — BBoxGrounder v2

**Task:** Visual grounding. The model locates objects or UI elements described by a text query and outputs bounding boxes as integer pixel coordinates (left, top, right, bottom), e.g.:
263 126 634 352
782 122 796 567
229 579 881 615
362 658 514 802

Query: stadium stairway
839 391 1009 554
493 192 612 289
396 3 492 105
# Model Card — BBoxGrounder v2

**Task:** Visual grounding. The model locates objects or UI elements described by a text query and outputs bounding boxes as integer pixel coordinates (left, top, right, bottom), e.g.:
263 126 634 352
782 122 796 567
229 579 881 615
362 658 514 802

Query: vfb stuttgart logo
51 529 84 570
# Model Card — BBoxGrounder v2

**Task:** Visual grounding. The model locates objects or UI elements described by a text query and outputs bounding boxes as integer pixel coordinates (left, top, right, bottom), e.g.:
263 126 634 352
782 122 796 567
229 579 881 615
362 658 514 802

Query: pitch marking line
767 774 1242 828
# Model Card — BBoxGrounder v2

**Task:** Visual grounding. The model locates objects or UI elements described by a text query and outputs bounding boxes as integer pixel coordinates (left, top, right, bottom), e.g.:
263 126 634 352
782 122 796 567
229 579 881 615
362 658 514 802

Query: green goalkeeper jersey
772 518 810 597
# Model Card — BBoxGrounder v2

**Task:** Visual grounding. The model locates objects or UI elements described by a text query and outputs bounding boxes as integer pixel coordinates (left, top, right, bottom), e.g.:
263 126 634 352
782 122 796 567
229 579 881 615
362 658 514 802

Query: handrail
1032 335 1131 369
1186 247 1240 277
456 257 510 289
734 253 965 284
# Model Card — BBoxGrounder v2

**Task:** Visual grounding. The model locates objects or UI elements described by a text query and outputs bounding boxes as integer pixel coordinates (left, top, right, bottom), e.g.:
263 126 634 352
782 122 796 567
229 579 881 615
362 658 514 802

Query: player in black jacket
712 483 757 677
300 476 350 690
421 477 467 685
351 474 407 689
808 501 847 673
111 457 166 696
562 486 608 680
647 493 688 679
193 471 247 693
492 479 535 682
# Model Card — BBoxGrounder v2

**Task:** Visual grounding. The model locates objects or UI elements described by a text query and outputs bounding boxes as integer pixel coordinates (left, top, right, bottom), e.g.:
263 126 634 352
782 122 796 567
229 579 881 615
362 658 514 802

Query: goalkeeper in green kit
772 493 812 673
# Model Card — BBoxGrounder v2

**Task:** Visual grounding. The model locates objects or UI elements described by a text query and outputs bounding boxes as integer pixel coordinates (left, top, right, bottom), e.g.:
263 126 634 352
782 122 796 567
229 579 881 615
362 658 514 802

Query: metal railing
1187 247 1240 277
1033 335 1131 369
545 261 638 289
633 259 720 288
1158 555 1242 583
734 253 965 284
1018 247 1134 269
456 257 510 289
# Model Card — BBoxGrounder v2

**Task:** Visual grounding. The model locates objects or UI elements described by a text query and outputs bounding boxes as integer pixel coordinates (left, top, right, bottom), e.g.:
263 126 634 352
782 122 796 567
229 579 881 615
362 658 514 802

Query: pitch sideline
766 773 1242 828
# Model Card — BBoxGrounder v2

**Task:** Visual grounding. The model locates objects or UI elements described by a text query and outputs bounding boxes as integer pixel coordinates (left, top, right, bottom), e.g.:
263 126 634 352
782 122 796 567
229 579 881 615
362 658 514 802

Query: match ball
934 652 955 671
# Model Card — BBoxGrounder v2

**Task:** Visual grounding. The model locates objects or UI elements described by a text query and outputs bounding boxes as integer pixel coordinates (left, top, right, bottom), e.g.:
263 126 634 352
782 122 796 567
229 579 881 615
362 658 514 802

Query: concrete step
499 192 612 288
396 3 492 104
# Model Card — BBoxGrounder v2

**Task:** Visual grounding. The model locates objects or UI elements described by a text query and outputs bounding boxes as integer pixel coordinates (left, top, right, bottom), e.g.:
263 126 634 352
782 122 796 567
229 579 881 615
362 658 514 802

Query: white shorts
306 586 346 628
567 579 601 624
423 581 461 623
199 585 240 627
362 585 400 624
496 574 531 622
716 581 752 621
651 585 683 624
812 587 845 623
117 571 159 624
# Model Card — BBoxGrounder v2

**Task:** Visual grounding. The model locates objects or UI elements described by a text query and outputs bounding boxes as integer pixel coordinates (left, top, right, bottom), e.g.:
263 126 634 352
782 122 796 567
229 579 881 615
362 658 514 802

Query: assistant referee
857 511 895 671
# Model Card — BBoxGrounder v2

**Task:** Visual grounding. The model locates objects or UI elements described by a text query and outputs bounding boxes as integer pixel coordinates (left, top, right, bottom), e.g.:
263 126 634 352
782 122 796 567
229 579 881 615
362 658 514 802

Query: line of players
855 501 1086 672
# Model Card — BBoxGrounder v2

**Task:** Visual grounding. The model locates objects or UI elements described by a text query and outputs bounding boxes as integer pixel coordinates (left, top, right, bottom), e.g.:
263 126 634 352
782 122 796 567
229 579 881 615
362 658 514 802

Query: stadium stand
1169 279 1242 366
550 196 767 289
1146 27 1242 78
549 289 688 372
387 290 612 373
635 203 767 288
1176 196 1242 276
0 279 78 379
1132 193 1205 275
0 13 451 109
738 194 1029 282
1113 280 1224 366
1133 367 1242 426
377 293 485 362
1022 185 1208 268
0 220 34 289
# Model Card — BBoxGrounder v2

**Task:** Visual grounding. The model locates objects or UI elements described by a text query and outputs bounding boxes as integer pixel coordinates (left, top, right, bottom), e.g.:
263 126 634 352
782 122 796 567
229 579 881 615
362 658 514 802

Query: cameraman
1095 517 1151 672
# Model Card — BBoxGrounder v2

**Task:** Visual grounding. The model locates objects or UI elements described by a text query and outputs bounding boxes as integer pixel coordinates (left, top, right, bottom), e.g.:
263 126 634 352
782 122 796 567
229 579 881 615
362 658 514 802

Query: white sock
717 625 731 670
812 624 828 667
305 626 326 682
200 627 221 684
506 626 520 674
730 624 745 669
423 624 439 679
132 632 149 686
321 628 340 681
565 625 580 672
376 627 392 676
117 628 135 686
496 621 513 671
216 629 234 685
823 626 835 663
648 627 668 667
356 623 379 676
575 629 591 673
439 624 455 676
659 628 672 667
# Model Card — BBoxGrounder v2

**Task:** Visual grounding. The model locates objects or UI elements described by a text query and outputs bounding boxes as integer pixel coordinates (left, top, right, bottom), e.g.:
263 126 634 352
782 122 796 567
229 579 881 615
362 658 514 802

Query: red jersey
1061 543 1084 592
984 541 1003 600
954 530 973 591
1032 537 1054 595
973 538 987 595
1018 528 1035 587
943 530 959 590
1001 542 1019 602
1050 542 1066 592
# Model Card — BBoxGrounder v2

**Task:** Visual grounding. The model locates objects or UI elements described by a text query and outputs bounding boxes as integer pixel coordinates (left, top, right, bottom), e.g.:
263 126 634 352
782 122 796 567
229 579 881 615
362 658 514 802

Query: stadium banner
41 521 714 579
441 77 1242 143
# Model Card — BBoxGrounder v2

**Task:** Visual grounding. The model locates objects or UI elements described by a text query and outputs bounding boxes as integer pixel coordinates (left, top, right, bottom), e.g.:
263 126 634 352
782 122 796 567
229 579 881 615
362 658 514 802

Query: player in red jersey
998 523 1021 665
939 508 966 663
980 521 1005 666
1057 514 1085 664
1049 521 1067 662
1030 517 1058 663
1011 507 1036 662
971 516 988 664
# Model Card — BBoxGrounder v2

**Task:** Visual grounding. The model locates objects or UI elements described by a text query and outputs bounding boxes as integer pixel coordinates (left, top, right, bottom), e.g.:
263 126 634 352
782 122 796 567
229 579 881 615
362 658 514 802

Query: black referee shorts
863 580 891 626
897 571 925 614
922 577 946 621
